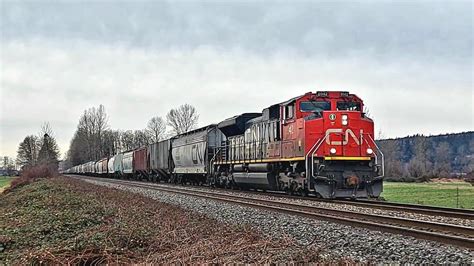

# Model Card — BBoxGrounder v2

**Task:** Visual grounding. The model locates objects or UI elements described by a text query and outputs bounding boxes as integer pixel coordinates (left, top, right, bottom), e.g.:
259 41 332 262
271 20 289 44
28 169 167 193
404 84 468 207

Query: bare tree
121 130 135 151
146 116 166 142
93 105 109 159
379 139 404 178
134 129 151 148
67 104 110 165
40 122 54 138
407 135 432 180
434 142 451 177
376 129 385 140
363 106 372 119
17 135 40 167
166 104 199 135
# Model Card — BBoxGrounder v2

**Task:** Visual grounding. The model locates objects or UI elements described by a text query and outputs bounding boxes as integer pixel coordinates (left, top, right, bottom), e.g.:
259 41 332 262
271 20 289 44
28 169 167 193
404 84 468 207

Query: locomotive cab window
300 101 331 112
285 104 295 120
337 102 361 111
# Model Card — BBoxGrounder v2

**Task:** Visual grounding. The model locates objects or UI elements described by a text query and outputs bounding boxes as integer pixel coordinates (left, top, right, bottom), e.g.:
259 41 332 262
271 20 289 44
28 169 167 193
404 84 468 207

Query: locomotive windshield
337 101 361 111
300 101 331 112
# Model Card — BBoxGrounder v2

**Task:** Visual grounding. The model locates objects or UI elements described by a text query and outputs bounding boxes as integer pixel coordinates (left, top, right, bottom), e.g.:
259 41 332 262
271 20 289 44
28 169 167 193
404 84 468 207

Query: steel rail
332 199 474 219
75 175 474 249
243 190 474 220
203 186 474 220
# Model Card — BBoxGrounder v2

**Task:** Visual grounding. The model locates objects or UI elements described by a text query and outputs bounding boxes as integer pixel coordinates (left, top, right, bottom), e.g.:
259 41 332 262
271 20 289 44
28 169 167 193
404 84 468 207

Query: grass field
382 181 474 209
0 176 16 192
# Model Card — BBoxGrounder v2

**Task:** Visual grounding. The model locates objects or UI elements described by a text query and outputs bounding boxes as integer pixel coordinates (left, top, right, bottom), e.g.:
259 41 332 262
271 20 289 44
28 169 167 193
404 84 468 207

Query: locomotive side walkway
75 175 473 264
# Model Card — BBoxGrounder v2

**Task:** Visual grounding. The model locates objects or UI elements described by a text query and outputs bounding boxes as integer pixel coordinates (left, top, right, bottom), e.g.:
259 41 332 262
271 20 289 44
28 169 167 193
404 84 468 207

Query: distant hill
377 132 473 181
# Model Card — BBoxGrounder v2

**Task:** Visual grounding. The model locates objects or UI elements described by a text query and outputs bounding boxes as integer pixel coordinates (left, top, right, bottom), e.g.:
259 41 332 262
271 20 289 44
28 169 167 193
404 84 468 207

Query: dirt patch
0 177 326 264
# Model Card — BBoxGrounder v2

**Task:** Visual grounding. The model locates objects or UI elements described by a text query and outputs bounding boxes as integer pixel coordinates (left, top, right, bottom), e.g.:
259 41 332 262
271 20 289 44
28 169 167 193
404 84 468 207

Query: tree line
65 103 199 167
1 156 16 171
378 132 474 181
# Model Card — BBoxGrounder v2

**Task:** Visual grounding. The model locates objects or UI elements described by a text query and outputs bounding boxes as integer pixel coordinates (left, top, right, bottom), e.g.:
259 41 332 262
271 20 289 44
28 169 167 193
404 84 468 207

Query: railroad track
239 190 474 220
76 175 474 249
334 199 474 220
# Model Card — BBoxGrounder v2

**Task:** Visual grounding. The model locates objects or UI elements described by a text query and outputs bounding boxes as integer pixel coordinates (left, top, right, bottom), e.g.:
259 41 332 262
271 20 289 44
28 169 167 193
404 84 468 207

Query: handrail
209 148 221 175
367 134 385 177
365 134 385 178
310 137 326 177
305 138 320 176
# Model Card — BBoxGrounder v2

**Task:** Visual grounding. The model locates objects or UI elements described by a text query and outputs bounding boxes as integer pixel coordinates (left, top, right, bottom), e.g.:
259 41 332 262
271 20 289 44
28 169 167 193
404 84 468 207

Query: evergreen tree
38 133 60 166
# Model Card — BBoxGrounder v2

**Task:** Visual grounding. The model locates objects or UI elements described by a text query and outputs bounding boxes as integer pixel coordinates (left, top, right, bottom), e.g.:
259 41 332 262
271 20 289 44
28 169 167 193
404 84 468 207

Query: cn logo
325 128 362 145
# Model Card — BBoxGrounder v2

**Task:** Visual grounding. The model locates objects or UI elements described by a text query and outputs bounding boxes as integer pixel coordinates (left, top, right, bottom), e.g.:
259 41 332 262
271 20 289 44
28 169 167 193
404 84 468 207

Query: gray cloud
0 1 472 158
2 1 471 62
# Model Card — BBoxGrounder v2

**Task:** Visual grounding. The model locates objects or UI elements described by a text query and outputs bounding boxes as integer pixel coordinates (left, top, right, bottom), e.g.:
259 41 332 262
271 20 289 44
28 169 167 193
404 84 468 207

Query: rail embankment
0 176 321 264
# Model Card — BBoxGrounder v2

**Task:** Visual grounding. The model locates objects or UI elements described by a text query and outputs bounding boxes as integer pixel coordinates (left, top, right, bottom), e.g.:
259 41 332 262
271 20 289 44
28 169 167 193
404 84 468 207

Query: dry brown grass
1 177 326 264
5 164 58 193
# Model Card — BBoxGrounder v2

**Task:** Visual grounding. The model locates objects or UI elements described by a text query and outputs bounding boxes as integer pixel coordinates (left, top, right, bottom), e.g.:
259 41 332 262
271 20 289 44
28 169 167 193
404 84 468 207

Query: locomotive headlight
330 148 337 154
342 114 348 125
367 148 374 155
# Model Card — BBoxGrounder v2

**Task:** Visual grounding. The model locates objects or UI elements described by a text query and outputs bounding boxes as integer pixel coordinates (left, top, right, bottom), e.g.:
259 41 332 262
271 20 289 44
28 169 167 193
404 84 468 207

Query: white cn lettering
325 129 362 145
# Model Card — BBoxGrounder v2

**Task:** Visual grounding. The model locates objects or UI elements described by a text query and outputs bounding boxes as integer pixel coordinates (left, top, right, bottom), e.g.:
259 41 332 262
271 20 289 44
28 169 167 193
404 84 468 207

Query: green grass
382 181 474 209
0 176 15 191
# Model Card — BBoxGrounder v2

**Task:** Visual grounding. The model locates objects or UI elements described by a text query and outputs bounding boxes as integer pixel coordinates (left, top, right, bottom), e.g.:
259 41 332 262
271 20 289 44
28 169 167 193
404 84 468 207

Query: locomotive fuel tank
232 163 277 189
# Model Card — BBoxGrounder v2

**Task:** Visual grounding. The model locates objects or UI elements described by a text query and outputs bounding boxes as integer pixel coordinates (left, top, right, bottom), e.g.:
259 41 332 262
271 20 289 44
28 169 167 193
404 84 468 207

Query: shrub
5 164 58 192
464 171 474 186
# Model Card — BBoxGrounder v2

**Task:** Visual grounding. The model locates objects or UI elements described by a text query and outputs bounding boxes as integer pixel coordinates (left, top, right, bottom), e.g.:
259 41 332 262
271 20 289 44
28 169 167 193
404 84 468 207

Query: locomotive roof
279 91 361 106
175 124 218 136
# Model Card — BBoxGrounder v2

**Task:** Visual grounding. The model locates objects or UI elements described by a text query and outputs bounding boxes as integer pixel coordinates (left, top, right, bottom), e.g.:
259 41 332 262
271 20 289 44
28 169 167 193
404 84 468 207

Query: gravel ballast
83 178 473 264
138 181 474 226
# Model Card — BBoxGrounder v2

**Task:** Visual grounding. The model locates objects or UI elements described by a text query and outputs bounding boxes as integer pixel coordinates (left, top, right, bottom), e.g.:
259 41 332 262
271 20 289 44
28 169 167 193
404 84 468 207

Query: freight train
65 91 384 199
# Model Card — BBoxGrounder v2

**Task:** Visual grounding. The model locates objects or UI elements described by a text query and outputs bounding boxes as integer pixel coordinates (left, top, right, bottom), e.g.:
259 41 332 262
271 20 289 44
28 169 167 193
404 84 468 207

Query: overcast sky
1 1 473 159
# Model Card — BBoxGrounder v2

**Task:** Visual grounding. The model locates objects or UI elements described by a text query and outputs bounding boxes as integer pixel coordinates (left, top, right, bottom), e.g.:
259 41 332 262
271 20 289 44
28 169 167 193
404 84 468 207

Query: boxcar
133 147 148 179
148 139 172 181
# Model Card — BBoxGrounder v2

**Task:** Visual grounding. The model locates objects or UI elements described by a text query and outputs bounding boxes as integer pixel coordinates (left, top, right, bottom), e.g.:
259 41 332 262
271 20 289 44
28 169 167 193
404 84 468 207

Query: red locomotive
213 91 383 198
